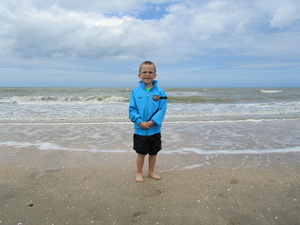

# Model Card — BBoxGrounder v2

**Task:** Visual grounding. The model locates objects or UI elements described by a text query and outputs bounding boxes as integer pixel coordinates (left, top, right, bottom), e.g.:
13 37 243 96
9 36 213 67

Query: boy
129 61 168 182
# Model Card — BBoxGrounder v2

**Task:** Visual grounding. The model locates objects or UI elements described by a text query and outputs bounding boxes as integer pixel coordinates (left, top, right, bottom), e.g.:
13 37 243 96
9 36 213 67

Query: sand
1 147 300 225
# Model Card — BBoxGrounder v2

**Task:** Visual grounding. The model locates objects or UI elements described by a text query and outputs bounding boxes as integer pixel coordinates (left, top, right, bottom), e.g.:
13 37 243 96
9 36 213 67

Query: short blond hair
139 61 156 73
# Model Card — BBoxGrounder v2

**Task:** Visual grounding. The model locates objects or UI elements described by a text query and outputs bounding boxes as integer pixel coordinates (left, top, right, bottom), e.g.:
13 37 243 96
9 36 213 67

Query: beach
1 146 300 225
1 87 300 224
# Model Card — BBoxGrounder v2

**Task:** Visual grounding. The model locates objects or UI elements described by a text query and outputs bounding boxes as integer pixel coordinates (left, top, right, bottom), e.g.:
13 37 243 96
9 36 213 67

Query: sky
0 0 300 87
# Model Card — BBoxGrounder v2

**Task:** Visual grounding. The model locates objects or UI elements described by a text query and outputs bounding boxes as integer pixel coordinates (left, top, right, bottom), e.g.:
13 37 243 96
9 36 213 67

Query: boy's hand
139 122 150 129
146 121 154 128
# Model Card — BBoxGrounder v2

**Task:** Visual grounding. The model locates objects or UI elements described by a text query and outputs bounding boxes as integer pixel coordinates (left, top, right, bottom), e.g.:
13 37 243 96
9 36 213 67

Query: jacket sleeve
151 90 167 126
129 91 143 126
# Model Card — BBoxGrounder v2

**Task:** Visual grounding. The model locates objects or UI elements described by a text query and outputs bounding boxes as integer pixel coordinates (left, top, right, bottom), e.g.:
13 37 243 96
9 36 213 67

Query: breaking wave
5 95 129 104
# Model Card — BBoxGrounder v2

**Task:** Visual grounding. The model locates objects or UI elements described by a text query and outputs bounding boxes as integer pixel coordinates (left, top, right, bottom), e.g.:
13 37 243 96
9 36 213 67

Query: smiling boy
129 61 168 182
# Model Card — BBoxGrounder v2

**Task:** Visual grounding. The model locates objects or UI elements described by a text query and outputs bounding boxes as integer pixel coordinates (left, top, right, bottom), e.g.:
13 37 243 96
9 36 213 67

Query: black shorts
133 133 162 155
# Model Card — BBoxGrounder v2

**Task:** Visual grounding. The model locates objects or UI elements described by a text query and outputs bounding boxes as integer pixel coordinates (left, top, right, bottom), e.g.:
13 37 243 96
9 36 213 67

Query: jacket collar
139 80 158 89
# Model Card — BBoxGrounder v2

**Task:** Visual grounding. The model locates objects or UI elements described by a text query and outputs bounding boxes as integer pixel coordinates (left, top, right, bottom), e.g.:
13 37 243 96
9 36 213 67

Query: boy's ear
138 73 141 79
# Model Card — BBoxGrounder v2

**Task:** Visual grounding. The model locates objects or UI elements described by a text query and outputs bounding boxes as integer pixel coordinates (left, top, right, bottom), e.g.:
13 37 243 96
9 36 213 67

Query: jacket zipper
145 88 152 136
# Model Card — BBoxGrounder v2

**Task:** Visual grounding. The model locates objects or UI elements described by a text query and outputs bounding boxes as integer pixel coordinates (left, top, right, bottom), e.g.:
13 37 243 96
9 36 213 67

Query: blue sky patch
136 2 171 20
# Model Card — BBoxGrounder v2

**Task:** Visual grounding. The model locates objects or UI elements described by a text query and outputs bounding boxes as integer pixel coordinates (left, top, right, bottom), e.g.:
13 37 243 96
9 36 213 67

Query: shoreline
1 147 299 224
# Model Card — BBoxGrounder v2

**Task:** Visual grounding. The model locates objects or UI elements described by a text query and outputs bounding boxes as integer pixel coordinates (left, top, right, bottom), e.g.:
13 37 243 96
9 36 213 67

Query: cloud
31 0 139 12
255 0 300 28
0 0 299 87
1 0 299 61
1 1 173 60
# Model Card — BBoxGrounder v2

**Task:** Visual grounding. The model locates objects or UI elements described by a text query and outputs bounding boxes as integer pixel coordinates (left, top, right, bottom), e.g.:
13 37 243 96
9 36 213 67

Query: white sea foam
1 141 300 155
161 146 300 155
260 90 282 93
167 91 203 97
164 119 265 124
182 164 204 169
0 141 128 153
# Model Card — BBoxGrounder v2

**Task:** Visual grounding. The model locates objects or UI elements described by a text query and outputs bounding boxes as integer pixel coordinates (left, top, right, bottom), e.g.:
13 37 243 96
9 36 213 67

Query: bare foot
148 173 161 180
135 174 144 182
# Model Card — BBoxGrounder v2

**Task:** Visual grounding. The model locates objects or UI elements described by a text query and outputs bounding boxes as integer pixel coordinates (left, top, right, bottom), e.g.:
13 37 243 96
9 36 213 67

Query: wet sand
1 147 300 225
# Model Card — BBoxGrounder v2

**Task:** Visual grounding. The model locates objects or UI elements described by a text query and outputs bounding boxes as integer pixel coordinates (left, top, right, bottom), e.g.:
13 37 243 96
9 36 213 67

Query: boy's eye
141 71 154 75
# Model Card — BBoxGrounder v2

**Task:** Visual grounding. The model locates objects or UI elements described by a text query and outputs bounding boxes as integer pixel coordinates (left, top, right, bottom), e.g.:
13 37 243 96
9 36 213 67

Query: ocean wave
5 94 239 104
7 95 129 104
167 91 204 97
168 96 236 103
260 90 282 93
164 118 300 124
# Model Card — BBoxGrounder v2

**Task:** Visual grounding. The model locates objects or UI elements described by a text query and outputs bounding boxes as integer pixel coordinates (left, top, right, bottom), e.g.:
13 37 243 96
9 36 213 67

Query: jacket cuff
136 118 143 125
151 120 157 125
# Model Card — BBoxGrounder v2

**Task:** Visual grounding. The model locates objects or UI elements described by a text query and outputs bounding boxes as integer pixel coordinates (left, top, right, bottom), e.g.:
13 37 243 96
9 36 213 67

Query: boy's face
138 64 156 85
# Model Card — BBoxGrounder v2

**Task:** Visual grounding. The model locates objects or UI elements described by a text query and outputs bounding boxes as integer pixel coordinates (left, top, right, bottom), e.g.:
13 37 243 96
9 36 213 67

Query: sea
1 87 300 167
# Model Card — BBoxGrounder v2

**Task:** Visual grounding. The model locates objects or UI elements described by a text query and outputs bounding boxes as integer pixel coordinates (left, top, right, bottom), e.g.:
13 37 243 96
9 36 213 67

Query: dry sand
1 147 300 225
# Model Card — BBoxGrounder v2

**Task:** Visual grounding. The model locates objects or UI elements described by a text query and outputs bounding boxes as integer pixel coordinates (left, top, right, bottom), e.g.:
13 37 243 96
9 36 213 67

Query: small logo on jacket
152 95 159 102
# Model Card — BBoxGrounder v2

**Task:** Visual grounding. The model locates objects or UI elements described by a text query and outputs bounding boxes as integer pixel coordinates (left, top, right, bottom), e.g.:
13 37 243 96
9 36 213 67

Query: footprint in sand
144 189 163 198
146 189 162 197
132 212 146 223
219 193 228 199
153 189 162 195
230 179 239 184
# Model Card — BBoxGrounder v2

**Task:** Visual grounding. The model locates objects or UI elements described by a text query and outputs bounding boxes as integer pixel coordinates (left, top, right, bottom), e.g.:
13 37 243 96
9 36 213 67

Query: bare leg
136 154 145 182
148 155 161 180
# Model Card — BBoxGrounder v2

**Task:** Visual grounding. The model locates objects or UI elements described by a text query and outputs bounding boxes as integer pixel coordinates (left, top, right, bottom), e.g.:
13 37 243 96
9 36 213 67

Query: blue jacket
129 80 167 136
